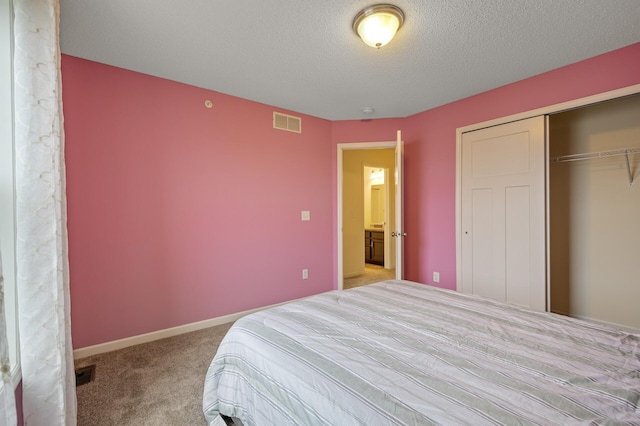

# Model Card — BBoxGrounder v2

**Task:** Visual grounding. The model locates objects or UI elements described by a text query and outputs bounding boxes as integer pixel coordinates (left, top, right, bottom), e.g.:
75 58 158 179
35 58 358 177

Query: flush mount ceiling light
353 4 404 49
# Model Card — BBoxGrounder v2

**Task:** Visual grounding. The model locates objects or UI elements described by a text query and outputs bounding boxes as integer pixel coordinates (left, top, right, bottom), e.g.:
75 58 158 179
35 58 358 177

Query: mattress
203 280 640 425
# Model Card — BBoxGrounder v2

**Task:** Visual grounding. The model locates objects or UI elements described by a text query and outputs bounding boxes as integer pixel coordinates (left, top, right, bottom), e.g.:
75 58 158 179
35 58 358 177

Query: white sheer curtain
13 0 77 424
0 248 17 426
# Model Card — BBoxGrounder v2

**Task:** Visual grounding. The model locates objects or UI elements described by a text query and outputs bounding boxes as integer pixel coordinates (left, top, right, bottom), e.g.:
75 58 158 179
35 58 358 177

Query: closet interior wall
548 94 640 330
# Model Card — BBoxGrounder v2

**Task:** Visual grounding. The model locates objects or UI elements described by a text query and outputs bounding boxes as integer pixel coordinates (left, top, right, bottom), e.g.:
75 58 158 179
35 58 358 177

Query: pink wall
63 56 334 348
64 42 640 349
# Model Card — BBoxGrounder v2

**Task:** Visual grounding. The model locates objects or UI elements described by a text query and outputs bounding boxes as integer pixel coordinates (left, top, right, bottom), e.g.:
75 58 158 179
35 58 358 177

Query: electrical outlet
302 269 309 280
433 272 440 283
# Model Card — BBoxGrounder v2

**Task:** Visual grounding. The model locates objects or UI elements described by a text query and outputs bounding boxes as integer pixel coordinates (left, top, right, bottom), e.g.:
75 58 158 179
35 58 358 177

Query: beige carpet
75 322 233 426
75 272 393 425
344 264 396 289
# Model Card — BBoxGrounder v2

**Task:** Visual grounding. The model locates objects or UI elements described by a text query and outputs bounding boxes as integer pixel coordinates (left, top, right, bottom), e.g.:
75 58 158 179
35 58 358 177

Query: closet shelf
550 147 639 187
550 147 640 163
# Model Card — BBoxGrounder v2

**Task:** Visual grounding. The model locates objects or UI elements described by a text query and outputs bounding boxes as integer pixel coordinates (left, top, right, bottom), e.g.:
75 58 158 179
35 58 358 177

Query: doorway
345 165 395 289
337 133 404 290
363 165 389 266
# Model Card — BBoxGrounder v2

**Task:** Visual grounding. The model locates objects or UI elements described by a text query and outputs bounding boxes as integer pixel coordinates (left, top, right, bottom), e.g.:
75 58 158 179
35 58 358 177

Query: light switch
301 210 310 221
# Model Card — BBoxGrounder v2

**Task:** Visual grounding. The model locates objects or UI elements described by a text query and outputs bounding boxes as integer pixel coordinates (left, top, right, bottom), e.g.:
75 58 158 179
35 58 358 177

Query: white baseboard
73 297 306 359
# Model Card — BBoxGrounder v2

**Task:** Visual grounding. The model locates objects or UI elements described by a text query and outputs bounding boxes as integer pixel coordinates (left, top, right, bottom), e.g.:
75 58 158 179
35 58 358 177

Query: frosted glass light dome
353 4 404 48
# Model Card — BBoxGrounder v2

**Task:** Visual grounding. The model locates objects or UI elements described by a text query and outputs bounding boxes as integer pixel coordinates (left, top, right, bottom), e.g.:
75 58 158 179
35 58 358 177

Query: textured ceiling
59 1 640 121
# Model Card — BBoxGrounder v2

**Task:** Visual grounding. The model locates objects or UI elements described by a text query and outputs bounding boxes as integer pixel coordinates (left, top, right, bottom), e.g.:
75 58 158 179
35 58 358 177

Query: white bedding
203 280 640 425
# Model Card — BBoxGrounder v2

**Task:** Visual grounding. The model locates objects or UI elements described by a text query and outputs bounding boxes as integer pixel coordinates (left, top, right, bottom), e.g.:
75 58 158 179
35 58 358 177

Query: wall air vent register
273 112 302 133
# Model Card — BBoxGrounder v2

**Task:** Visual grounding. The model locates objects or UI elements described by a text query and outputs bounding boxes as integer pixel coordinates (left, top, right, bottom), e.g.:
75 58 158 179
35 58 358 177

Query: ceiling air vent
273 112 301 133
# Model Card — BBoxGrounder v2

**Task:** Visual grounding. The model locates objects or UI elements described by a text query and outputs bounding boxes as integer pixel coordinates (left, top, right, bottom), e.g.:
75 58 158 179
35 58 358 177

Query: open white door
394 130 405 280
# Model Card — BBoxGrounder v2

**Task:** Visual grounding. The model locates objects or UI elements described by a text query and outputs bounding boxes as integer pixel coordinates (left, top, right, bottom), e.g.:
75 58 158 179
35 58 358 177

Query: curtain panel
13 0 77 424
0 248 17 426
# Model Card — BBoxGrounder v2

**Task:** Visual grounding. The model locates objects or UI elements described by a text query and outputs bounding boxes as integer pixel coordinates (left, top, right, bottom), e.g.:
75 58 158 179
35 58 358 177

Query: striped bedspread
203 280 640 425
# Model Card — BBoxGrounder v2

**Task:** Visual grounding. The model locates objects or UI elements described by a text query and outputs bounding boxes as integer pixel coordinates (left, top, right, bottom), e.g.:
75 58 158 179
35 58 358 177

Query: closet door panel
461 116 546 311
471 132 530 177
505 186 531 307
470 188 501 301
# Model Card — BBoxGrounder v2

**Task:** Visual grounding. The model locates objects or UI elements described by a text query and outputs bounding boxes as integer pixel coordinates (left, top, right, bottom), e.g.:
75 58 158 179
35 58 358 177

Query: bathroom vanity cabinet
364 230 384 266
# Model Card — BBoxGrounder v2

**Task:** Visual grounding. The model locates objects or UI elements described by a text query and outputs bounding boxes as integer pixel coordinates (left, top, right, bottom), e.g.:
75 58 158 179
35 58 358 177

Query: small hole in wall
204 100 213 108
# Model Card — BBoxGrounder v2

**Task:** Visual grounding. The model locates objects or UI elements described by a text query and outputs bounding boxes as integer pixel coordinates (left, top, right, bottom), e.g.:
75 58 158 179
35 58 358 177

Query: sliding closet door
460 116 546 311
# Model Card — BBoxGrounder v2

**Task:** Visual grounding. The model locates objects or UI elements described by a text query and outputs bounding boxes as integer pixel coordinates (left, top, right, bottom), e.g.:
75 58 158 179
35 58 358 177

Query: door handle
391 232 407 237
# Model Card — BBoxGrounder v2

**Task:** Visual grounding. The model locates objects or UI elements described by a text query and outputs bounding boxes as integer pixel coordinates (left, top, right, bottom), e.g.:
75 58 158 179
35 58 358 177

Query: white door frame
455 83 640 296
337 140 400 290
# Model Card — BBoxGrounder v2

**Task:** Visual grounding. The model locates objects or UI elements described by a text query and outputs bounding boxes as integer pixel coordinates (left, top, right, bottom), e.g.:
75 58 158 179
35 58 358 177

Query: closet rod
550 147 639 187
550 147 640 163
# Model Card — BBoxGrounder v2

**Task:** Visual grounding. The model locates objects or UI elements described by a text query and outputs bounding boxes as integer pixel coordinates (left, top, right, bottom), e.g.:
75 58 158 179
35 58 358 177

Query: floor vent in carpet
75 365 95 386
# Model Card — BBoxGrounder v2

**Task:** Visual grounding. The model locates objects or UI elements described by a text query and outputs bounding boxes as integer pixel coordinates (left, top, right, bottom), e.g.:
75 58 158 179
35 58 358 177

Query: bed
202 280 640 425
